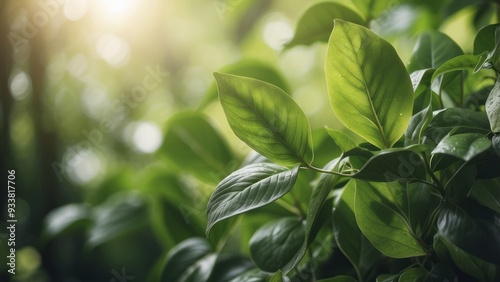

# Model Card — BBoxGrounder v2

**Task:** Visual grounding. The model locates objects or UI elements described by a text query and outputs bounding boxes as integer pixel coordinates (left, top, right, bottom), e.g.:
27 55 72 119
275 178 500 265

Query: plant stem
421 154 445 196
301 163 354 177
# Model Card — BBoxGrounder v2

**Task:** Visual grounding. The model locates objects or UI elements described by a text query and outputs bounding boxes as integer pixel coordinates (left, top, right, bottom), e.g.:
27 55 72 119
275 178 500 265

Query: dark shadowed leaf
353 145 429 182
437 199 500 265
471 178 500 213
431 133 491 162
250 217 305 272
160 237 216 282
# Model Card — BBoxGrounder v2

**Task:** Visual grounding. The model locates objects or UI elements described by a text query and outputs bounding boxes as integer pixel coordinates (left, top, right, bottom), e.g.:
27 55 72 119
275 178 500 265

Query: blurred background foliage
0 0 496 281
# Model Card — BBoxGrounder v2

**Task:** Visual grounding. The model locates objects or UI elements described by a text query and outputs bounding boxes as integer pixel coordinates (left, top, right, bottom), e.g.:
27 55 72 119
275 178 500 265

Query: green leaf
161 112 234 184
325 127 357 154
206 164 299 234
431 133 491 162
87 193 148 248
398 268 426 281
160 237 216 282
285 2 365 49
471 178 500 213
43 204 91 239
486 78 500 133
434 235 497 281
408 31 463 72
351 0 400 20
353 145 429 182
474 24 500 55
312 128 343 167
326 20 413 149
317 276 357 282
437 199 500 265
423 108 490 145
215 73 313 166
354 180 427 258
376 274 399 282
431 54 488 82
199 60 290 110
266 271 290 282
282 159 341 274
227 269 269 282
333 181 381 281
209 254 254 282
249 217 305 272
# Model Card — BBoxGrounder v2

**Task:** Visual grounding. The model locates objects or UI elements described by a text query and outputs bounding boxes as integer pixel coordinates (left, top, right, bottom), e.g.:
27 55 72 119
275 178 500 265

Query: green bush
160 1 500 282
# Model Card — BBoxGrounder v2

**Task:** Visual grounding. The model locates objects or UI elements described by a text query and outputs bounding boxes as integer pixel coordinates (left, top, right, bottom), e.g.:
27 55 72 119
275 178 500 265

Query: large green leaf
214 73 313 166
160 237 217 282
227 269 269 282
249 217 305 272
199 60 290 110
354 180 428 258
161 112 234 184
437 199 500 265
325 20 413 149
431 133 491 162
434 235 497 281
333 181 381 281
285 2 365 49
353 145 429 182
486 78 500 133
206 163 299 234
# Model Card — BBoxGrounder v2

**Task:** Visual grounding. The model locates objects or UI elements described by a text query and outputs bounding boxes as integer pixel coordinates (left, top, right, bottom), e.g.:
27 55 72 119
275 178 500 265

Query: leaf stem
421 154 445 196
301 163 354 177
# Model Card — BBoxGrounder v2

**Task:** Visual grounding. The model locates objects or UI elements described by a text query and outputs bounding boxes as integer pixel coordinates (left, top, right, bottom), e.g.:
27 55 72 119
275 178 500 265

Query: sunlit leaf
215 73 313 166
326 20 413 149
285 2 365 49
206 164 299 234
161 112 234 184
249 217 305 272
200 60 290 110
354 180 427 258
